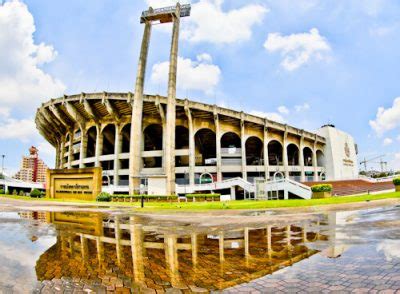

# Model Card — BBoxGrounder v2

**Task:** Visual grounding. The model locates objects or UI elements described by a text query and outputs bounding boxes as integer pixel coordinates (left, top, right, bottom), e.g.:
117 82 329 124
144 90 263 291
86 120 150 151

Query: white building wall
316 126 359 181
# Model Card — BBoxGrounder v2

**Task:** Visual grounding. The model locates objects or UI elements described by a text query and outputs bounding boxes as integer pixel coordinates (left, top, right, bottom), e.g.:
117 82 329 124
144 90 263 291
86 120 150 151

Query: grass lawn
1 192 400 211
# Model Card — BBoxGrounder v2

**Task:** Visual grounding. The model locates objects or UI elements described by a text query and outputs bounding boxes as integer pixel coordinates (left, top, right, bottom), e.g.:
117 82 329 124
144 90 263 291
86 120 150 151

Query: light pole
1 155 5 192
1 155 4 175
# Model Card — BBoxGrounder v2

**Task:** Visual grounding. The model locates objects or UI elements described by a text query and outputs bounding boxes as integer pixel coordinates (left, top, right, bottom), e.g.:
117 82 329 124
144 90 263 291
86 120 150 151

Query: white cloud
0 0 65 109
0 0 64 163
264 28 331 71
151 54 221 94
272 0 320 13
0 110 38 142
250 110 286 124
392 153 400 170
196 53 213 63
37 141 55 157
383 138 393 146
369 25 396 37
145 0 268 44
0 106 10 117
369 97 400 135
377 240 400 261
361 0 387 17
37 140 55 167
295 102 310 112
278 105 289 115
183 0 268 44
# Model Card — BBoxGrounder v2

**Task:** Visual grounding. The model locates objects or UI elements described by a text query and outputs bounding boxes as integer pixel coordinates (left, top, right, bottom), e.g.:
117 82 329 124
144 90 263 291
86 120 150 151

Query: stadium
35 4 359 198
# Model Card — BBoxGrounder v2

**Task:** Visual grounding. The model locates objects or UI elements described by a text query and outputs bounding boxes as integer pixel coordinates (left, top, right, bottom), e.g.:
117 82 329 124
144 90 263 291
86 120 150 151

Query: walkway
225 244 400 293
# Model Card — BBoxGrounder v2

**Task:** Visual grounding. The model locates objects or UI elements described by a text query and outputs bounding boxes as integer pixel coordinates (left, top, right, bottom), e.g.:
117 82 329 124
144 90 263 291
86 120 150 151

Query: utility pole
1 155 4 175
1 155 5 191
379 158 388 173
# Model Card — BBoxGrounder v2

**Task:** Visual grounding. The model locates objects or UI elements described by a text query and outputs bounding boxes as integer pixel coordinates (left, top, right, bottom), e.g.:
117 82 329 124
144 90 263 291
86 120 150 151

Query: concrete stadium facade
35 92 327 194
34 4 358 197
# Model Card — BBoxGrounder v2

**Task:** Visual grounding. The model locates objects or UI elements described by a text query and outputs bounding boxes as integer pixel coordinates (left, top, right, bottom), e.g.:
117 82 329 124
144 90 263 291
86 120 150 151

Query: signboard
46 211 103 235
205 158 217 165
46 167 102 201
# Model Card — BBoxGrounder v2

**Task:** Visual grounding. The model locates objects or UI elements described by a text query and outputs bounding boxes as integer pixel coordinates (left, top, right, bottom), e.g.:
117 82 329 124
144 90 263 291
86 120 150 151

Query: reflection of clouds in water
0 215 56 292
377 240 400 261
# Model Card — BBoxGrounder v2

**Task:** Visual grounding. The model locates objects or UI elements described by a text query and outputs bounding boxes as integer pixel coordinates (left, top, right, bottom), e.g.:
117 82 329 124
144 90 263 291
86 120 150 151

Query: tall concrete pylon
129 18 152 195
129 4 191 195
164 4 181 195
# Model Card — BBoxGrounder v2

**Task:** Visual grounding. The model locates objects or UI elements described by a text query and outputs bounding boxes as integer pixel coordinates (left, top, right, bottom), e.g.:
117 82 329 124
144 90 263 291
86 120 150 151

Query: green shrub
19 191 24 196
30 189 42 198
5 189 10 195
112 195 178 201
0 189 4 195
393 178 400 186
311 184 332 193
96 192 111 202
12 189 17 195
185 193 221 198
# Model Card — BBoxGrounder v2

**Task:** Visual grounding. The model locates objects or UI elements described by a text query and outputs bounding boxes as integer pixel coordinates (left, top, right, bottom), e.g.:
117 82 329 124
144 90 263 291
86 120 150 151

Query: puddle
0 207 399 292
241 210 277 216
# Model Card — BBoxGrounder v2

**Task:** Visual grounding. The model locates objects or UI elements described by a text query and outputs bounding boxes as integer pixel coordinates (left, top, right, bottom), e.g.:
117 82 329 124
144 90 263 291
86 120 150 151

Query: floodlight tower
129 3 191 195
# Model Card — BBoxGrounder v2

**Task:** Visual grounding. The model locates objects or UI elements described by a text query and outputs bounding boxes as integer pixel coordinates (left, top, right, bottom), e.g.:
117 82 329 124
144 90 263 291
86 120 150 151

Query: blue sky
1 0 400 175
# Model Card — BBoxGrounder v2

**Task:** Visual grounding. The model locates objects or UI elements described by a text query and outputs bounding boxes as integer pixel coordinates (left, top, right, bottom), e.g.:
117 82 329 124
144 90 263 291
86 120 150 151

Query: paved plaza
226 244 400 293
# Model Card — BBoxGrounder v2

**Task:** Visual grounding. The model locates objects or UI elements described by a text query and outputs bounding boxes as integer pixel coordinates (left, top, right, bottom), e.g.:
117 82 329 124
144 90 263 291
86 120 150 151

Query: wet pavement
0 206 399 293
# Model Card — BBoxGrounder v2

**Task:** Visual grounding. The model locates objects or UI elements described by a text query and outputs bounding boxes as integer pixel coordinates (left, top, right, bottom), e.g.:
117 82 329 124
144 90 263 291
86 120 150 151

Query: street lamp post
1 155 5 192
1 155 4 175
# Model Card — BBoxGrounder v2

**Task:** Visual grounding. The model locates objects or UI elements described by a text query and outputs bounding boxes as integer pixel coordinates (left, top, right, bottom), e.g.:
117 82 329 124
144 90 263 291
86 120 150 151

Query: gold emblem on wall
344 142 350 158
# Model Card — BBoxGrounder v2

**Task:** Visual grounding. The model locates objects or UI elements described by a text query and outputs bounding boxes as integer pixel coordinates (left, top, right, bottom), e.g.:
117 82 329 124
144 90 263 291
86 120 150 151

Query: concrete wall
317 126 359 180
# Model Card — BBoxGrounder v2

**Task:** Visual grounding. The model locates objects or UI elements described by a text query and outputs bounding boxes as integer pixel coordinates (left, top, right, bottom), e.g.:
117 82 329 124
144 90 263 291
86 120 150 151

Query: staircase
261 178 312 200
176 177 255 194
303 179 394 196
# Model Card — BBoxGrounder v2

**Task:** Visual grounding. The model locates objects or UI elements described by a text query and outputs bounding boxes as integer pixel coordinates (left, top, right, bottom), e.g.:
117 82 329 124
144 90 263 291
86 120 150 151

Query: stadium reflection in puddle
1 207 400 292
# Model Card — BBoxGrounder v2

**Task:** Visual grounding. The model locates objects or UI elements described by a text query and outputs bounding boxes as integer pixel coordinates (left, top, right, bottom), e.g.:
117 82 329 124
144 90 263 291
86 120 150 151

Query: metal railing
359 175 397 183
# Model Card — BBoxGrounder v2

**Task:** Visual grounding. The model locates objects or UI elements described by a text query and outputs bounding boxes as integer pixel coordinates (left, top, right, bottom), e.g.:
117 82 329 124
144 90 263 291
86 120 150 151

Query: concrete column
244 227 250 257
230 186 236 200
59 138 65 169
263 126 270 180
114 216 122 265
129 21 152 195
299 136 305 182
164 5 181 195
68 236 74 256
162 120 167 168
302 224 308 243
80 234 88 263
219 231 224 262
215 114 222 182
286 225 291 248
55 141 60 169
79 128 87 168
130 217 145 283
95 125 103 168
114 125 122 186
67 132 73 168
191 233 198 265
266 225 272 252
164 234 180 286
283 131 289 178
187 110 195 186
313 146 318 181
241 120 247 181
96 237 104 264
